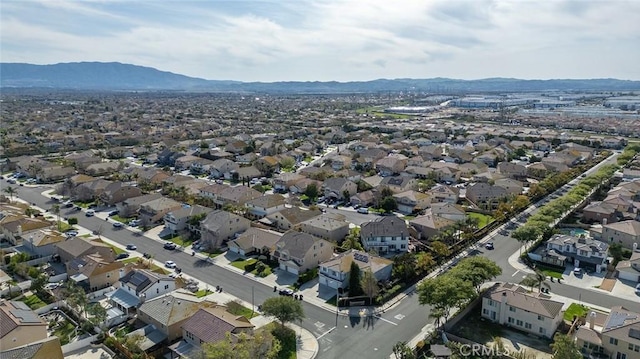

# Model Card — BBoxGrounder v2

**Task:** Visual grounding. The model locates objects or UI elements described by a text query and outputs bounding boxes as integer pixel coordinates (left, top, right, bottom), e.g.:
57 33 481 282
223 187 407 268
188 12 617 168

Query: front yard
231 258 273 277
564 303 590 322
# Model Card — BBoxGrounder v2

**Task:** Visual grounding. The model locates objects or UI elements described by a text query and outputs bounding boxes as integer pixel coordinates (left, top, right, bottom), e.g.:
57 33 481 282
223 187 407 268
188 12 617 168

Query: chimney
602 218 607 225
588 311 596 330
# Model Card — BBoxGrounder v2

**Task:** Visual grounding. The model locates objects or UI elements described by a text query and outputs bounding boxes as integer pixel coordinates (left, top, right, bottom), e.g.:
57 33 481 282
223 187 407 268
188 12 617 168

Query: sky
1 0 639 82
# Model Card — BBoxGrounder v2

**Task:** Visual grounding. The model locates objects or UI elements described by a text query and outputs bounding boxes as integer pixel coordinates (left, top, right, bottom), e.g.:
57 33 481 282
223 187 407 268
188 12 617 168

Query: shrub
298 268 318 285
255 261 266 274
67 217 78 225
244 260 258 272
28 266 40 278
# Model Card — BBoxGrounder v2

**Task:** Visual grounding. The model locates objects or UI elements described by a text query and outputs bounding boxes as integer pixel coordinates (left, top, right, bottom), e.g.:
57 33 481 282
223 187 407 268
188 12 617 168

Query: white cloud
1 0 639 81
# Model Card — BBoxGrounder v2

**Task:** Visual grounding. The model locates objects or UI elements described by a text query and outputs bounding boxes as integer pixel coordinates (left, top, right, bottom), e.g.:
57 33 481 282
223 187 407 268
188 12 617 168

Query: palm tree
50 204 61 231
429 307 447 330
520 268 550 293
3 186 16 201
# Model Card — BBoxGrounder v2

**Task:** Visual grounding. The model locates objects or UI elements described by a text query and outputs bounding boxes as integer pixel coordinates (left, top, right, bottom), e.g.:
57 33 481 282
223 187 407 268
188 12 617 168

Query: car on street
499 229 509 236
116 253 130 260
165 260 177 268
126 244 137 250
164 242 177 250
85 209 95 217
279 288 294 296
357 207 369 214
113 222 124 228
635 284 640 295
485 242 494 250
63 201 74 208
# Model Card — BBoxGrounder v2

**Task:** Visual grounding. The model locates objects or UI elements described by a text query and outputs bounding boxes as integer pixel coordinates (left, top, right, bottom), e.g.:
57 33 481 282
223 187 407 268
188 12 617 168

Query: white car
85 209 95 217
635 284 640 295
165 260 177 268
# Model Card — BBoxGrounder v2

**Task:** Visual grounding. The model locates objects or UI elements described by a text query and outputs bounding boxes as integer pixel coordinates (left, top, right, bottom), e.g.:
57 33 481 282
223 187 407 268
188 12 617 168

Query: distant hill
2 62 639 93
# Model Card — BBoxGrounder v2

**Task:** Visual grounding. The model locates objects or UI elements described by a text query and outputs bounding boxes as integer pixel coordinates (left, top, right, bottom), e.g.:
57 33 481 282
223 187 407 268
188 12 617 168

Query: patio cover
69 273 89 282
106 287 140 309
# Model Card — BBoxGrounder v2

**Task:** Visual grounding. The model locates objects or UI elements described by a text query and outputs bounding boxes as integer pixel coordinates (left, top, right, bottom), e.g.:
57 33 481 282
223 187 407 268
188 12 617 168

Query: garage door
286 266 299 275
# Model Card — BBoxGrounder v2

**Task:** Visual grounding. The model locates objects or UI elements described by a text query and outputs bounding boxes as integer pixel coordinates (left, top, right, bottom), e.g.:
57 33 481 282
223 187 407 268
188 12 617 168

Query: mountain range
2 62 639 93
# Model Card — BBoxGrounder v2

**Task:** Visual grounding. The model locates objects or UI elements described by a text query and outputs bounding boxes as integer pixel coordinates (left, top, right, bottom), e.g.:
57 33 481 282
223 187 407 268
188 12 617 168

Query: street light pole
335 282 339 327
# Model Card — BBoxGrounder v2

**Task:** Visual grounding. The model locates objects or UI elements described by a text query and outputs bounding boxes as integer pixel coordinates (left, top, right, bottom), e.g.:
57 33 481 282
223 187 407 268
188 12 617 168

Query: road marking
394 314 405 320
314 321 325 329
316 327 335 340
374 315 398 326
512 270 520 277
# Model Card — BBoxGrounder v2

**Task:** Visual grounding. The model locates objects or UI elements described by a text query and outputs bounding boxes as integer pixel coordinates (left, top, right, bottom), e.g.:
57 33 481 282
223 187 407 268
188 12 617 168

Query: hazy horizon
2 0 639 82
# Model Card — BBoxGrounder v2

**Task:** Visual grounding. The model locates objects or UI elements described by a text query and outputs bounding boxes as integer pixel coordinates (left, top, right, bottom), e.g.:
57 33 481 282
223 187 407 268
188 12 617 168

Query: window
516 320 523 327
488 300 495 307
634 345 640 352
508 317 514 324
609 338 618 345
538 315 544 321
164 285 169 290
539 327 546 335
509 306 516 312
615 353 626 359
525 322 532 329
483 309 489 315
629 344 634 351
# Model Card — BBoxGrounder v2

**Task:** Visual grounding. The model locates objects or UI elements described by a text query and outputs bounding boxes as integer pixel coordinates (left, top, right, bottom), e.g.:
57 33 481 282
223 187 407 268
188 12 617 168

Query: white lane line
316 326 336 340
512 270 520 277
374 315 398 326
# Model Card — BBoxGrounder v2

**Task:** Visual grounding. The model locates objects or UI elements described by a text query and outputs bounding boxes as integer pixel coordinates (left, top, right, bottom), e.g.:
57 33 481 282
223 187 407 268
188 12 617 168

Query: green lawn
170 236 193 247
108 244 125 255
110 215 133 223
195 289 213 298
564 303 590 322
80 234 91 238
541 268 564 279
53 321 77 345
121 257 141 265
231 258 257 271
22 294 47 309
467 212 494 228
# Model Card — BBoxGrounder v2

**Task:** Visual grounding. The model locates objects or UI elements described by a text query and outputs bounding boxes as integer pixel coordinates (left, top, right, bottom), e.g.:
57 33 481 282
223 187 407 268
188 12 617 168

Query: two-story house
107 269 176 316
273 231 334 275
245 194 287 219
426 185 460 205
616 248 640 283
163 204 214 235
322 178 357 201
266 207 322 232
173 306 254 357
575 306 640 359
22 229 65 257
115 193 163 218
601 220 640 250
55 237 115 264
228 227 282 257
540 234 609 273
481 282 564 339
360 216 410 254
496 162 528 180
99 181 143 206
375 156 407 177
272 173 305 193
200 210 251 250
209 158 239 179
318 249 393 291
393 190 431 214
298 213 350 243
466 183 509 211
67 253 133 292
0 301 56 354
138 197 184 227
137 292 216 343
379 176 418 194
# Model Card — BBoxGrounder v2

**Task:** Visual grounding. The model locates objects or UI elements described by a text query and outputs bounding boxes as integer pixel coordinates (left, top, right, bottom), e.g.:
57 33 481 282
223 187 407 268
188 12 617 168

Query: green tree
380 196 397 213
360 269 379 304
304 183 319 201
609 243 624 265
550 333 581 359
63 280 87 318
392 341 416 359
416 252 435 274
356 180 373 193
279 157 296 171
431 241 451 260
512 225 541 253
349 261 363 296
520 268 550 293
51 204 61 231
449 257 502 293
261 296 305 329
86 302 107 329
341 228 363 251
3 186 16 201
122 333 144 355
30 273 47 294
343 189 351 203
417 275 476 323
392 253 417 281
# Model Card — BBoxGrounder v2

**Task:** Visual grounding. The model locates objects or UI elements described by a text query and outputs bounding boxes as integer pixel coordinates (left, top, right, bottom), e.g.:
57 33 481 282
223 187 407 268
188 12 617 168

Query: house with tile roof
466 182 509 211
0 301 49 351
138 292 216 342
318 249 393 290
245 194 287 219
360 216 410 254
67 253 132 292
481 282 564 339
172 306 254 357
54 237 115 265
616 248 640 283
228 227 282 257
99 181 143 206
298 214 350 243
138 196 184 226
601 220 640 250
200 210 251 250
22 229 66 257
543 234 609 272
0 336 63 359
163 204 214 235
266 207 322 232
73 178 112 202
107 269 176 316
575 306 640 359
115 193 163 218
410 214 456 241
0 207 53 246
322 177 357 200
273 231 334 275
393 190 431 214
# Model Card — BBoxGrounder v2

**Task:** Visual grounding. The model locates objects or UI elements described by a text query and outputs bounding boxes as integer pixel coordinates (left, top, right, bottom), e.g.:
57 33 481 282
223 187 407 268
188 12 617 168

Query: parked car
279 288 294 296
357 207 369 214
65 230 78 237
128 219 141 227
113 222 124 228
116 253 130 260
126 244 137 250
165 260 177 268
85 209 95 217
635 284 640 295
63 201 74 208
108 210 119 216
573 267 583 276
485 242 494 250
164 242 177 250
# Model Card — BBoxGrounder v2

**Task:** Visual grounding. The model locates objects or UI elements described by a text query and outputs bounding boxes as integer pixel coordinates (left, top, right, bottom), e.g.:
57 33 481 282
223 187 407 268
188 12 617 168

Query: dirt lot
450 308 553 358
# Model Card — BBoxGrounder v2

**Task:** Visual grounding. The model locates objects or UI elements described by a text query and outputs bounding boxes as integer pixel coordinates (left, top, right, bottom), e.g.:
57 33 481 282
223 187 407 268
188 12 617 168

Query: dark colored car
116 253 130 260
164 242 177 250
108 210 119 216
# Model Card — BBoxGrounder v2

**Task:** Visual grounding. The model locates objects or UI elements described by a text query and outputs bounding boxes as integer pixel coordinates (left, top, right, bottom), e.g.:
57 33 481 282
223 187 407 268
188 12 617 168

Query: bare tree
360 269 379 305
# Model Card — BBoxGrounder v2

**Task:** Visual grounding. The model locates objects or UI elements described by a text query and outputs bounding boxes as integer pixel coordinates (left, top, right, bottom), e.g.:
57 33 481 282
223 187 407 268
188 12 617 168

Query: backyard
467 212 494 228
564 303 590 322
